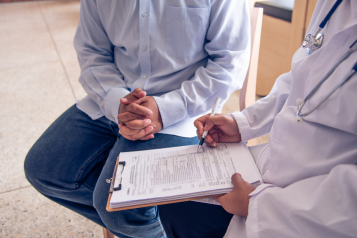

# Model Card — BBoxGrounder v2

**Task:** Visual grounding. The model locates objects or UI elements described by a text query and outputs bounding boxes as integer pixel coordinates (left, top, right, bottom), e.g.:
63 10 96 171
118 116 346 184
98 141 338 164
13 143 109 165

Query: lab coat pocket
166 6 209 59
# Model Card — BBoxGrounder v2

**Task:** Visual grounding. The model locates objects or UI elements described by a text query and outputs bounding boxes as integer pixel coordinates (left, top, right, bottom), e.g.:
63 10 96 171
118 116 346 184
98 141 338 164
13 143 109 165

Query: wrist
230 112 252 142
153 92 186 129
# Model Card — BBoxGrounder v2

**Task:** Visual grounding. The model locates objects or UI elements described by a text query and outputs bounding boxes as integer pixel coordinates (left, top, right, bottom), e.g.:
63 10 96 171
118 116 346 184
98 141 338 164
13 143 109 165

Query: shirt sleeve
230 71 292 141
154 0 251 129
74 0 129 124
246 164 357 238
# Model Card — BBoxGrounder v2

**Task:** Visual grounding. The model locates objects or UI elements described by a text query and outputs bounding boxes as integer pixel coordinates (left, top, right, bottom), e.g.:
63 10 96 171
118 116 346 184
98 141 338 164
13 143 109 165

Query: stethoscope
296 40 357 123
302 0 343 55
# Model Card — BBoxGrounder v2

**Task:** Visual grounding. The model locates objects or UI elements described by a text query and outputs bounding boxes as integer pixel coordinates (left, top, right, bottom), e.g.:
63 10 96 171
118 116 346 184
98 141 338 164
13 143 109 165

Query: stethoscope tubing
297 40 357 118
319 0 343 29
298 67 356 118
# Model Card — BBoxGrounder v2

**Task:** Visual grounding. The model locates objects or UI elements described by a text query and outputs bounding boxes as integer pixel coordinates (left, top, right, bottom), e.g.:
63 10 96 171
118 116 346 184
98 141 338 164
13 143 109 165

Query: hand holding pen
197 97 221 152
194 99 242 150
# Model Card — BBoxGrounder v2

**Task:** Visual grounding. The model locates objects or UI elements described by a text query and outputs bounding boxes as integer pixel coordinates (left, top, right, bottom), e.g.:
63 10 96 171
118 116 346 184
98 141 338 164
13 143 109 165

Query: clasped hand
194 113 255 217
117 88 163 141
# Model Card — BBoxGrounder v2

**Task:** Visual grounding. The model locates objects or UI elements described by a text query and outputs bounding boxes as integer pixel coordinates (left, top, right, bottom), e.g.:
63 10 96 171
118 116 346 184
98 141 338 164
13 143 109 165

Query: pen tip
197 146 201 153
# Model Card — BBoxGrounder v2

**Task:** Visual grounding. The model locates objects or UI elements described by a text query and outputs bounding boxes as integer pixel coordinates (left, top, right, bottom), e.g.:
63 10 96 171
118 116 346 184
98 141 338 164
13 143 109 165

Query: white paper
110 143 261 208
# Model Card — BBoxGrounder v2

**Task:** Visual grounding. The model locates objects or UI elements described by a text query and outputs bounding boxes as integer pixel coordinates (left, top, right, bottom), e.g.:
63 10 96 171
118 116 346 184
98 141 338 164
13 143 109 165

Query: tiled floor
0 1 267 237
0 1 101 237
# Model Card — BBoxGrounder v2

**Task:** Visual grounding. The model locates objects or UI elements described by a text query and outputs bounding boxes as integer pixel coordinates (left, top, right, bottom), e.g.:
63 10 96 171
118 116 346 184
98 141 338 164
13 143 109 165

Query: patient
24 0 251 237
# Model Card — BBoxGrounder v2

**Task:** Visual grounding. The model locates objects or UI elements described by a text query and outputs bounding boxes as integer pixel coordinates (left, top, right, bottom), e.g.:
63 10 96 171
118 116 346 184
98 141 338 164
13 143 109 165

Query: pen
197 97 221 152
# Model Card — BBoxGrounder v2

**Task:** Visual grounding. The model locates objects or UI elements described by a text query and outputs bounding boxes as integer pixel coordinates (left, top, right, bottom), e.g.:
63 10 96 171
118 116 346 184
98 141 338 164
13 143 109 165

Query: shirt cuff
249 183 276 197
230 111 254 142
153 91 187 129
104 87 130 124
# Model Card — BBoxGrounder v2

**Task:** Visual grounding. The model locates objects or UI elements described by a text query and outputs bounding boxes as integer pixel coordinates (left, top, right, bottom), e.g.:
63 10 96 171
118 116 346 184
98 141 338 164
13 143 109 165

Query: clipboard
106 156 220 212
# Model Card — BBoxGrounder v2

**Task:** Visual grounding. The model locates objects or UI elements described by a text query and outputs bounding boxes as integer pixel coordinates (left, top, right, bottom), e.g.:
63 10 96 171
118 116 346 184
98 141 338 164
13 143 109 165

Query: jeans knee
24 144 53 194
24 146 41 185
93 186 162 237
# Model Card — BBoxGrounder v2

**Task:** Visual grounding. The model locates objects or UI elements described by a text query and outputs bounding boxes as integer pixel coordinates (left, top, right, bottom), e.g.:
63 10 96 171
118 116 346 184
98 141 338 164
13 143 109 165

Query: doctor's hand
213 173 256 217
118 94 163 141
194 113 241 147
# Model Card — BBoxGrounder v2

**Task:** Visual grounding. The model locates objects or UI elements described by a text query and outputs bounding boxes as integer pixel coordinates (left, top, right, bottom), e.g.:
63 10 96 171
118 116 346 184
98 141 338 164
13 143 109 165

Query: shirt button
143 74 148 79
97 112 101 115
142 46 147 52
142 12 148 18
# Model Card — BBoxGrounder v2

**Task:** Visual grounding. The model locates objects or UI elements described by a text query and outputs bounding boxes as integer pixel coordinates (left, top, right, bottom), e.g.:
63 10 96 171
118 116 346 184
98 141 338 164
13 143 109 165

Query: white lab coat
225 0 357 237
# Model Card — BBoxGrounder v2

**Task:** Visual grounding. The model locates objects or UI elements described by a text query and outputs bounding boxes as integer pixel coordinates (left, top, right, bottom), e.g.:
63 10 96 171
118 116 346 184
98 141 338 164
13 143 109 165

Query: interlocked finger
119 123 154 140
117 112 146 123
126 103 152 116
125 119 151 130
131 88 146 99
123 88 146 104
119 123 140 136
129 125 154 140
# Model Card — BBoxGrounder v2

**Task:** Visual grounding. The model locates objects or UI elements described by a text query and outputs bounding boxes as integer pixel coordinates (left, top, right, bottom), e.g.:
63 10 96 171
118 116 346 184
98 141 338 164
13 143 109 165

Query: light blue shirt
74 0 250 137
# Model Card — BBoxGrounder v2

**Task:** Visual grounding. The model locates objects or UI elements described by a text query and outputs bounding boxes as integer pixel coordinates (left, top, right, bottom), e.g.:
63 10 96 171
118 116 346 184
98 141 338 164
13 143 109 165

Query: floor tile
0 61 75 193
63 58 87 100
0 2 42 24
39 0 86 100
0 3 59 69
256 134 269 145
38 1 80 64
222 90 240 114
0 186 103 237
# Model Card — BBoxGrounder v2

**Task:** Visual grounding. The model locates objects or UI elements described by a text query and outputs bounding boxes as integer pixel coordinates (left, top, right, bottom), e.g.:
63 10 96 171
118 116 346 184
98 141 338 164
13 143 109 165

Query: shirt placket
132 0 152 90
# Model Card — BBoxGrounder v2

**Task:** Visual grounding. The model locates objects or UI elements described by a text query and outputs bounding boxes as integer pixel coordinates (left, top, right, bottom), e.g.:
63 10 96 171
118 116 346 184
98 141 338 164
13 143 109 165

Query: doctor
192 0 357 237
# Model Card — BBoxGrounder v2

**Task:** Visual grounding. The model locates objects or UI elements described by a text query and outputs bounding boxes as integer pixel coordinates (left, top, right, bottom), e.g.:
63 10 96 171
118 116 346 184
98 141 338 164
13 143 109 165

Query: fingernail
147 110 152 116
144 119 151 124
213 142 216 147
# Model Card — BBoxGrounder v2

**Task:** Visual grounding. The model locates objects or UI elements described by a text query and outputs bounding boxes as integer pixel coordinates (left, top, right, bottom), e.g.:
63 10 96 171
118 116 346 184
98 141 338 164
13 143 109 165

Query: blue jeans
24 105 199 238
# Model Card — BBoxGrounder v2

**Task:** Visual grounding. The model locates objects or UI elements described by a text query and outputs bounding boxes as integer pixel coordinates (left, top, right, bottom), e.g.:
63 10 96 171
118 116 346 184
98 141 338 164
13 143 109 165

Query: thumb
231 173 244 188
122 89 147 104
131 88 146 99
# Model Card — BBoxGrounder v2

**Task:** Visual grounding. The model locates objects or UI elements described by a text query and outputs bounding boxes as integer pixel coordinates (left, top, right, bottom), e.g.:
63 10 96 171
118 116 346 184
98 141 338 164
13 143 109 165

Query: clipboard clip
107 158 126 193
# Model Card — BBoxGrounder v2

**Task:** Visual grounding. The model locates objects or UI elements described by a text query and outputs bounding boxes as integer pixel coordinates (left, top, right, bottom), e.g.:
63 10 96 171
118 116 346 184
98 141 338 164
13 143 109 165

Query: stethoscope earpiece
295 116 302 123
295 98 303 123
296 98 303 106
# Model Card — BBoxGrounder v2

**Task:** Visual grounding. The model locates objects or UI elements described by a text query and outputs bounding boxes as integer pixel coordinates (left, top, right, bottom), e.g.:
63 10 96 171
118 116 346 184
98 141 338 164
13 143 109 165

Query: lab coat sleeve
74 0 130 124
153 0 251 129
246 164 357 238
231 71 292 141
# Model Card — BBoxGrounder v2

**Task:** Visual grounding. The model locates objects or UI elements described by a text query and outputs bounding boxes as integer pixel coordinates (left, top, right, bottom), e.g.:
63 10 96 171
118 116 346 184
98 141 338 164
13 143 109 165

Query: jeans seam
82 183 95 192
74 139 116 187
